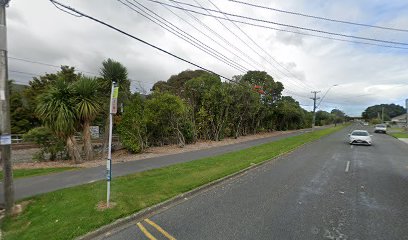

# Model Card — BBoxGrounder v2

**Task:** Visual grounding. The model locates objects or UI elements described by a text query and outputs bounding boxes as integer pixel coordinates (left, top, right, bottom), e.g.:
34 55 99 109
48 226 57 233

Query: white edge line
345 161 351 173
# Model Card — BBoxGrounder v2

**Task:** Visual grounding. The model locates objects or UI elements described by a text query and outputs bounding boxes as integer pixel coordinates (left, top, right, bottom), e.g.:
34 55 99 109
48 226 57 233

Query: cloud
6 0 408 116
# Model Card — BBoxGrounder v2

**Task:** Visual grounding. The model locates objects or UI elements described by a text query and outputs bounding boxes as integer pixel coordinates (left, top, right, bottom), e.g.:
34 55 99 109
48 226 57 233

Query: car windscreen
376 124 386 127
351 131 369 136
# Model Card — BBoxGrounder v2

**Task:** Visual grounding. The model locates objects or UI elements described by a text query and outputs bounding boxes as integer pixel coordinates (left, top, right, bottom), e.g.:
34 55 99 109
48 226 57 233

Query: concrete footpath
397 138 408 144
0 129 312 203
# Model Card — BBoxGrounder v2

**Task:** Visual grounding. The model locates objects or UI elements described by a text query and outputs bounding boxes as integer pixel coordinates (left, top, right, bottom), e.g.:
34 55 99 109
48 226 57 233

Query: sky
5 0 408 116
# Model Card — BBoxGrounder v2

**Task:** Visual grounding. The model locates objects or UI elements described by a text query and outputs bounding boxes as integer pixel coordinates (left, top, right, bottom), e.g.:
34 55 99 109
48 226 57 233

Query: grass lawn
1 125 345 240
389 132 408 138
0 167 77 181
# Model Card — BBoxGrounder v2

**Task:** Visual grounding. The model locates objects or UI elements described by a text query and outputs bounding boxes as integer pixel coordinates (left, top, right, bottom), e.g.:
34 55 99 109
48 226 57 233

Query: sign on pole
106 82 118 207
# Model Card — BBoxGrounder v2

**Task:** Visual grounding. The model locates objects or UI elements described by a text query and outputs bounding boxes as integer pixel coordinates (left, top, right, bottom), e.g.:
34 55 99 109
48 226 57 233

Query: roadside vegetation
9 63 348 163
389 132 408 138
2 125 345 240
0 167 77 180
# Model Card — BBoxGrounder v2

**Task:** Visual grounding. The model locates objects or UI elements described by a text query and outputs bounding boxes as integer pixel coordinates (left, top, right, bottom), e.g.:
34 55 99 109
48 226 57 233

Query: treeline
9 60 346 162
362 104 406 123
118 70 346 152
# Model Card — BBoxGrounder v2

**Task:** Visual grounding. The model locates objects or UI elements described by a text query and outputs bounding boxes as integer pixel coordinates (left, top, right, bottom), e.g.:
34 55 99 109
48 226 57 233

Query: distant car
362 122 369 126
349 130 372 145
374 124 387 133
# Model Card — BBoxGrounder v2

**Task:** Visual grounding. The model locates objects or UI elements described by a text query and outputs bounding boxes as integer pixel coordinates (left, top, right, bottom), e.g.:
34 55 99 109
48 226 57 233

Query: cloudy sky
6 0 408 116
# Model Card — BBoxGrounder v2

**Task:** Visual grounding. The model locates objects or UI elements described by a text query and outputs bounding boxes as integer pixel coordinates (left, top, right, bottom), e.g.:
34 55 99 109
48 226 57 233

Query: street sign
0 134 11 145
110 85 119 114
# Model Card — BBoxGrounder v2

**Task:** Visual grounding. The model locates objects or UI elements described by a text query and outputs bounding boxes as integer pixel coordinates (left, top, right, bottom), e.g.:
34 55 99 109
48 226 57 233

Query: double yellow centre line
136 218 176 240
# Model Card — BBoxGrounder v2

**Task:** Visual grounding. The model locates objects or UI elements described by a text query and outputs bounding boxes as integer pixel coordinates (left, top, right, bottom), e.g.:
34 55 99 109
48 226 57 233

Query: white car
374 124 387 133
349 130 372 145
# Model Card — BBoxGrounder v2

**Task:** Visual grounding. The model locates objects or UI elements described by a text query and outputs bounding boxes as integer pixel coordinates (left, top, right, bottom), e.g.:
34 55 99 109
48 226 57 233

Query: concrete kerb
397 138 408 145
77 130 337 240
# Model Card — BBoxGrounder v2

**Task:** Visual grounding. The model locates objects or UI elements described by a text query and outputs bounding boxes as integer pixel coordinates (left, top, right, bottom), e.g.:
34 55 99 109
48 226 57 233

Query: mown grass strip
2 125 345 240
389 132 408 138
0 167 77 181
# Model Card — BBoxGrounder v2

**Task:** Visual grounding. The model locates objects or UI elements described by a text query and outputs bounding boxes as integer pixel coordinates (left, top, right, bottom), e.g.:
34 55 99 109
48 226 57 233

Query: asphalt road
0 129 308 203
101 125 408 240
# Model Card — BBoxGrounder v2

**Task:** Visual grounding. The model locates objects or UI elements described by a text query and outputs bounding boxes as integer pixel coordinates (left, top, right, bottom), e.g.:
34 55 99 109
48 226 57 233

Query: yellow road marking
145 218 177 240
136 222 157 240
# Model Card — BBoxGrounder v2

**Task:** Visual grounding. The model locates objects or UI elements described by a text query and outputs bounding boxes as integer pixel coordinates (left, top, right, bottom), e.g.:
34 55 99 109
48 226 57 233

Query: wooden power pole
0 0 15 215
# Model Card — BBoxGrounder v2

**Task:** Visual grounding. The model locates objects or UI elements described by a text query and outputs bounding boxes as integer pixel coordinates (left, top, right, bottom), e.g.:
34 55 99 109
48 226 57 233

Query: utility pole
381 106 384 123
106 81 118 208
311 91 320 128
405 99 408 130
0 0 14 215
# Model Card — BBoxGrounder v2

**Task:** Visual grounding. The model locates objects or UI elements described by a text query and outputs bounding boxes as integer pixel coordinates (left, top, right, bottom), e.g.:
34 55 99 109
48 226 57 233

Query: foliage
144 92 192 146
151 69 208 97
117 94 146 153
1 126 345 240
99 58 131 105
274 96 306 130
72 77 102 161
362 104 405 121
23 127 66 161
9 81 34 134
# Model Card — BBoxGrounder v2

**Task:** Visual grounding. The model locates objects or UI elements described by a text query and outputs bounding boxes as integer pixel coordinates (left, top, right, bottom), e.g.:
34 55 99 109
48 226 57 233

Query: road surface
0 129 308 203
100 125 408 240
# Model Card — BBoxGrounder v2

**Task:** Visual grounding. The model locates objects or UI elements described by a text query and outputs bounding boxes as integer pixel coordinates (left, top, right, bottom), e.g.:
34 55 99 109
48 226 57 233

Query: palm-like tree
72 77 101 161
36 78 82 163
99 59 131 153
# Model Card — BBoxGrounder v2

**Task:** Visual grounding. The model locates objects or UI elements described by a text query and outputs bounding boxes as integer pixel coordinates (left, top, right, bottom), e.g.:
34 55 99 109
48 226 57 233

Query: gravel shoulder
8 130 296 170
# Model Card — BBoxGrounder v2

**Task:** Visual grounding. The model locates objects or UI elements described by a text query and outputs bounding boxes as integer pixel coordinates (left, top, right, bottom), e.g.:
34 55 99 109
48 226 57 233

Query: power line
9 56 100 76
49 0 239 85
120 0 249 73
161 0 313 93
199 0 311 91
228 0 408 33
9 55 152 87
146 0 408 50
158 0 261 72
206 0 315 91
163 0 408 46
167 0 270 73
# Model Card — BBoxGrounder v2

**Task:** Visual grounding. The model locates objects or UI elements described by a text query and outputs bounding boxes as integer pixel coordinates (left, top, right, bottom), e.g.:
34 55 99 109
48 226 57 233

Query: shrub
23 126 66 161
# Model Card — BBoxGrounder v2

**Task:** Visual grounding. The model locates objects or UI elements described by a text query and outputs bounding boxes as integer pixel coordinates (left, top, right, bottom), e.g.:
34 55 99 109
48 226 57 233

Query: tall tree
72 77 101 161
36 79 82 163
362 104 405 121
99 59 131 154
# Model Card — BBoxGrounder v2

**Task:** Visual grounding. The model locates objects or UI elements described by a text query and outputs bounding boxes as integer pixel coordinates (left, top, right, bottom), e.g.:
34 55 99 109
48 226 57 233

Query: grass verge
0 167 77 181
389 132 408 138
2 125 345 240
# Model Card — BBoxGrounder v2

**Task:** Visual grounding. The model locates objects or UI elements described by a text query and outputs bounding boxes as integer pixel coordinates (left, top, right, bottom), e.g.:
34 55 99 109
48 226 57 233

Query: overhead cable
228 0 408 33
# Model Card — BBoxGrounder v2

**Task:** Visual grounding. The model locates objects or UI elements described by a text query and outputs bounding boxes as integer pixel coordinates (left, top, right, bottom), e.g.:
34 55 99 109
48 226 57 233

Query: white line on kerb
345 161 351 173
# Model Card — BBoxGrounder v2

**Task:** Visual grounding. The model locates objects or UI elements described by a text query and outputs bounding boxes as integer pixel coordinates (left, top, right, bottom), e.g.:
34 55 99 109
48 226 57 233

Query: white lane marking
345 161 350 173
350 145 353 149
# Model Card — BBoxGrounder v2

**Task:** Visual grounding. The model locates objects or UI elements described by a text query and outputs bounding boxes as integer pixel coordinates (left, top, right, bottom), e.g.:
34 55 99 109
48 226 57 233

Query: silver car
349 130 372 145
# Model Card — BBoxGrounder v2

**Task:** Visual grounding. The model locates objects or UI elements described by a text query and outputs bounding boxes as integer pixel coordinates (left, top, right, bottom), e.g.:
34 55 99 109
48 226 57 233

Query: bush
23 126 66 161
117 94 146 153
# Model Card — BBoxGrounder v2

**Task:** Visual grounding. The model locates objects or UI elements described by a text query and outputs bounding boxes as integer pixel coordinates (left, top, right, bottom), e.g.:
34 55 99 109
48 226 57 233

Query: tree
200 83 232 141
362 104 405 121
8 80 34 134
36 78 82 163
274 96 305 130
240 71 284 106
72 77 101 161
315 110 334 126
331 109 346 125
225 82 261 138
117 93 147 153
151 69 208 98
144 92 191 146
99 59 131 154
